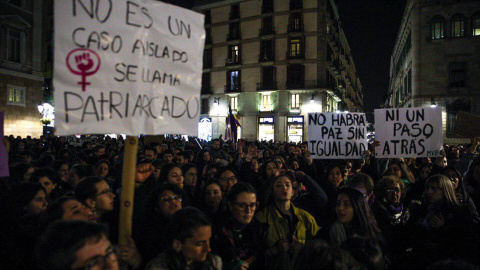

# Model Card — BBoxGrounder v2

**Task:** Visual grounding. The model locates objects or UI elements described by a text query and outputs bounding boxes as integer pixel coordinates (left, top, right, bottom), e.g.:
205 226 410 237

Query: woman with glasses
215 166 239 194
134 184 183 266
372 176 417 266
75 176 116 222
211 182 267 270
256 173 319 270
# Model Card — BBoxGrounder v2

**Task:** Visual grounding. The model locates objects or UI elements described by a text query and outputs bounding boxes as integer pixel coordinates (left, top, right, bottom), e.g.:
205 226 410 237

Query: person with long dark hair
325 188 382 247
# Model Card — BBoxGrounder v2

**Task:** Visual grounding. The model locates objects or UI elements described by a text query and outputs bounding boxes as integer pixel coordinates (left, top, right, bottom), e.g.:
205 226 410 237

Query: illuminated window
230 96 238 111
472 12 480 36
451 14 465 38
289 38 302 58
262 94 272 111
291 94 300 109
7 85 25 106
430 15 445 40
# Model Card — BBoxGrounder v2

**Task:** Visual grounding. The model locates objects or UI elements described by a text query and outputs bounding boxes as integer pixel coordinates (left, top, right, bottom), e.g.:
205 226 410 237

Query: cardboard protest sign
455 111 480 139
307 113 368 159
0 112 9 177
54 0 205 136
374 107 442 158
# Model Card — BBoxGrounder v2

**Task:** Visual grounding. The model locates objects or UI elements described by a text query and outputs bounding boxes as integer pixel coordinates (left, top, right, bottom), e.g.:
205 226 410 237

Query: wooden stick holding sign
119 136 138 246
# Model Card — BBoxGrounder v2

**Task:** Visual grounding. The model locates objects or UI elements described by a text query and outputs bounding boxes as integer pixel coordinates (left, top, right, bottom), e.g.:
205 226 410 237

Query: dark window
201 98 210 114
446 100 470 136
473 12 480 36
288 37 304 59
8 29 21 62
289 12 303 32
260 39 275 62
230 4 240 20
451 13 466 38
289 0 303 10
205 28 212 44
201 73 211 95
262 0 274 13
449 62 466 87
431 15 445 39
205 10 211 24
261 66 276 90
287 65 305 89
203 48 212 69
227 70 241 92
228 22 241 40
227 45 240 65
260 16 275 35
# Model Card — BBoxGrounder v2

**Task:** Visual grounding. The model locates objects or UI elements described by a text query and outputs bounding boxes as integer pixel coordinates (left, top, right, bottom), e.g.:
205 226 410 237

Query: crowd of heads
1 134 479 270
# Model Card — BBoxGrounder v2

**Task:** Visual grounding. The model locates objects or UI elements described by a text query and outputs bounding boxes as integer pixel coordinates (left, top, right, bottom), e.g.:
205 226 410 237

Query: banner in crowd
54 0 205 136
374 107 442 158
307 112 368 159
0 112 9 177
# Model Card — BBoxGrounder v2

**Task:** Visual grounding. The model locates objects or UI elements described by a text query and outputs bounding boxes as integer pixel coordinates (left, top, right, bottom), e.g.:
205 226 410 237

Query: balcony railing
288 23 304 33
227 33 241 41
259 27 276 36
257 82 278 91
286 51 305 60
224 85 241 93
225 58 241 66
286 80 317 89
259 53 275 62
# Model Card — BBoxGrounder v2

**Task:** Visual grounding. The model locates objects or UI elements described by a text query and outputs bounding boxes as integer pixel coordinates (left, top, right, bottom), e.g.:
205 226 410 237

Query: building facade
0 0 49 138
194 0 363 142
387 0 480 143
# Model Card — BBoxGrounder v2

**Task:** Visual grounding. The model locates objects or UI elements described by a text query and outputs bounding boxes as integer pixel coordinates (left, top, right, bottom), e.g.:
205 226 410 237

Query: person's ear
172 239 183 252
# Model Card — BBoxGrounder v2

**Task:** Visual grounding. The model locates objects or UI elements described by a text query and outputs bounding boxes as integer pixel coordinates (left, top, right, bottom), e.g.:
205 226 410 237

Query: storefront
287 116 304 143
258 116 275 142
198 117 213 141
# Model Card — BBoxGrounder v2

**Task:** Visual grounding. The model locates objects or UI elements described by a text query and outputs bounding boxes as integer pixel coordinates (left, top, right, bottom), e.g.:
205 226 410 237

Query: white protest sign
307 113 368 159
374 107 443 158
54 0 205 136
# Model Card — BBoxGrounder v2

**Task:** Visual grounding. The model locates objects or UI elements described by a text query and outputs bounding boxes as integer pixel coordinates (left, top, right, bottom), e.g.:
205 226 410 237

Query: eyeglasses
220 176 237 184
73 246 118 270
96 189 114 197
160 195 182 204
233 202 259 211
386 189 401 194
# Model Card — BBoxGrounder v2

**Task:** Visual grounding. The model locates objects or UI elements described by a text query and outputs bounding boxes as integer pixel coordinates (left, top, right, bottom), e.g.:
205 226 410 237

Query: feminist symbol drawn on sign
66 48 101 92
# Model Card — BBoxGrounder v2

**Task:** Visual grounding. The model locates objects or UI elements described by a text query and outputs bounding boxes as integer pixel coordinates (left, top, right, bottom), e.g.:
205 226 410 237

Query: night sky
334 0 407 113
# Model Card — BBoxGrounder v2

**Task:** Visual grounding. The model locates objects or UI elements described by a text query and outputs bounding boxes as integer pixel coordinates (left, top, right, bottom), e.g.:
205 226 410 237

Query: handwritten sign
307 113 368 159
374 107 442 158
54 0 205 135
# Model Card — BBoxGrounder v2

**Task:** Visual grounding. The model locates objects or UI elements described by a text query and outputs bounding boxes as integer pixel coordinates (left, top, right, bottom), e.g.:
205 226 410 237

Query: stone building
193 0 363 142
387 0 480 143
0 0 48 138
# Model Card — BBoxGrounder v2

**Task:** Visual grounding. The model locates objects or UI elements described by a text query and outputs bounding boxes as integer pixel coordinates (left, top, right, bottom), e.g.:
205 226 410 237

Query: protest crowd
1 134 480 270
